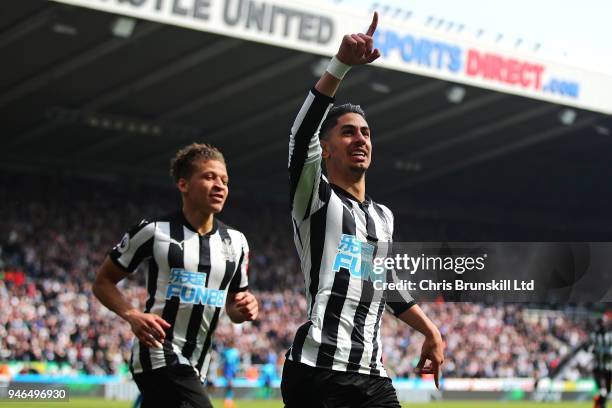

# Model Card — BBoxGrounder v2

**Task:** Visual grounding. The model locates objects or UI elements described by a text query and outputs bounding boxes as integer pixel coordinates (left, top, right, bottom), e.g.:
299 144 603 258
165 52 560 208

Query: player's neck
182 205 214 235
329 173 366 203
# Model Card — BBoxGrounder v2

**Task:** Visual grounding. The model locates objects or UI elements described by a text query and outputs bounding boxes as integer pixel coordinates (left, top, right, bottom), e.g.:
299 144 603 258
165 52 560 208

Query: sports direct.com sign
50 0 612 114
374 28 587 107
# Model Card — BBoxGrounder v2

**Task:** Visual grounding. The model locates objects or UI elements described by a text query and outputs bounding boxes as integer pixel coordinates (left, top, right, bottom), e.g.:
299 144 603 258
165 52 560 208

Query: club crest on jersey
379 217 392 241
165 268 226 307
221 238 236 262
332 234 385 284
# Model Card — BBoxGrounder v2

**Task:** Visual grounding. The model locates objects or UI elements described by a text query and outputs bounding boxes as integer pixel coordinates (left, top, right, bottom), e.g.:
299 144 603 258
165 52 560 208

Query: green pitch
0 398 593 408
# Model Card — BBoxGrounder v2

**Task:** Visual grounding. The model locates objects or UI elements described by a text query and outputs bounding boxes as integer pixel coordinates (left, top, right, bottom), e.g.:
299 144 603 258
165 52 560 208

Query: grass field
0 398 593 408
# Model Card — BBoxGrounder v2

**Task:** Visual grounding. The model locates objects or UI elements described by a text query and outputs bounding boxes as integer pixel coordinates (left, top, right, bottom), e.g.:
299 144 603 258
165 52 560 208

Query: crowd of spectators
0 172 594 379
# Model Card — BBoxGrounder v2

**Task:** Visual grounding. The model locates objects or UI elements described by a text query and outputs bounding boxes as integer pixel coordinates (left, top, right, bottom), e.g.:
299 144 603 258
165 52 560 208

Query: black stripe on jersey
316 205 356 369
228 249 245 292
369 300 386 376
144 257 158 313
372 204 389 227
385 263 416 317
128 219 150 237
319 177 332 202
129 349 135 376
196 308 219 374
125 237 154 272
160 216 183 367
138 342 153 372
139 254 159 371
196 225 237 373
108 220 152 274
363 204 379 244
182 235 211 359
223 223 242 292
133 217 167 372
289 88 334 214
291 321 313 361
347 205 379 372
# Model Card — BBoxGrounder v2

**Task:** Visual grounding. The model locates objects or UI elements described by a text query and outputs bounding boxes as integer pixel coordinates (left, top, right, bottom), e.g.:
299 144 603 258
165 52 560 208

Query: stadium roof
2 1 612 237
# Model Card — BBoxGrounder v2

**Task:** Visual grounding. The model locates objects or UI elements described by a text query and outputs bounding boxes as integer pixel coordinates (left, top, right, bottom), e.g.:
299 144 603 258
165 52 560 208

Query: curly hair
170 143 225 181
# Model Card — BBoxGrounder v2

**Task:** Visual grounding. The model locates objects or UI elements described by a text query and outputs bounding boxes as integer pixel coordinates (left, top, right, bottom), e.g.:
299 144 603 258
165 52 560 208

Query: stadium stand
0 172 594 380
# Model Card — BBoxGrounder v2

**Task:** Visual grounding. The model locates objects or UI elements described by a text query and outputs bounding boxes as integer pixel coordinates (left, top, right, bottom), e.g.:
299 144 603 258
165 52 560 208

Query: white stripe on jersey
151 221 171 316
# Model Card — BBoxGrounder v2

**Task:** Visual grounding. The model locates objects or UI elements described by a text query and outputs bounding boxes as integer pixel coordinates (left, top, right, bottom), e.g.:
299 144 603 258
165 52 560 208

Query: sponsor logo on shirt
332 234 384 284
165 268 226 307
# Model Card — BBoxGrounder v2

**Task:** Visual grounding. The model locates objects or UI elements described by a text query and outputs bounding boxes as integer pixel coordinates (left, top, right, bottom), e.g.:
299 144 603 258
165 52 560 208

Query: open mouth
350 150 368 161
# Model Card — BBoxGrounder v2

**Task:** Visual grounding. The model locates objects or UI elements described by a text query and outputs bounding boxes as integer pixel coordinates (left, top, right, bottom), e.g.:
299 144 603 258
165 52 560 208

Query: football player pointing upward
283 12 444 408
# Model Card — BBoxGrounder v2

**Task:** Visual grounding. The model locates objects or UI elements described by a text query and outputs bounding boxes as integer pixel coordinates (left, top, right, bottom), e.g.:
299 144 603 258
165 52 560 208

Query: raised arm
289 12 381 222
315 11 380 97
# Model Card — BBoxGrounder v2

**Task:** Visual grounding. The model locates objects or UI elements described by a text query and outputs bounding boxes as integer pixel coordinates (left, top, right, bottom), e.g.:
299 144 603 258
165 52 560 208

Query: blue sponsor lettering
374 29 462 73
332 234 383 284
333 252 358 274
544 78 580 98
194 286 209 305
166 268 225 307
374 28 582 98
180 286 196 303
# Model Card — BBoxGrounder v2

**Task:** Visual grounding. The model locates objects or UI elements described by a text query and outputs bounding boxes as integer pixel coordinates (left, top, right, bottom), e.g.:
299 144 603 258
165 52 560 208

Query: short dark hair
320 103 366 139
170 143 225 182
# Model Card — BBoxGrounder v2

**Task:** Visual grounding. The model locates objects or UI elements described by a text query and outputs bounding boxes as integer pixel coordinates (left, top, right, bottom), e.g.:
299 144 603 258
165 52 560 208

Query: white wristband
326 56 351 80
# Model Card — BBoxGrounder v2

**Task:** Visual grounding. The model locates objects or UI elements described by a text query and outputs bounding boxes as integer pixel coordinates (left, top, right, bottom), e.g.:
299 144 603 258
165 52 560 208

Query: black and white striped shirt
109 211 249 379
287 88 415 377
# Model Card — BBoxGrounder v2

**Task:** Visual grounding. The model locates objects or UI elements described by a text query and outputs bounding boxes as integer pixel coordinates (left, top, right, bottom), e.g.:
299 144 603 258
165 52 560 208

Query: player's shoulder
371 200 394 223
115 217 157 253
124 217 154 235
131 210 178 225
216 219 247 242
124 211 178 235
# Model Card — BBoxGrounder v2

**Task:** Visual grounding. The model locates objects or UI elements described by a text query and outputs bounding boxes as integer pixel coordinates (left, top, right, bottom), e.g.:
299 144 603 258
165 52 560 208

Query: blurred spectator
0 172 592 379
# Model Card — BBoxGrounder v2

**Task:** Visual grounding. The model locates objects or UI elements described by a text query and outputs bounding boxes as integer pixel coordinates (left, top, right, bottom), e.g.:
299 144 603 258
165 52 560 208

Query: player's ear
177 178 189 193
321 139 330 159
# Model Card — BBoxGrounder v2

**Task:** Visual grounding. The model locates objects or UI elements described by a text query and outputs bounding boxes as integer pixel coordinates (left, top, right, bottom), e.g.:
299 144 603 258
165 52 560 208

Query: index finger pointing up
365 11 378 36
